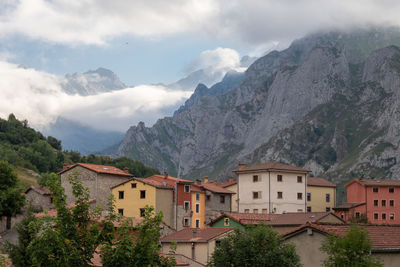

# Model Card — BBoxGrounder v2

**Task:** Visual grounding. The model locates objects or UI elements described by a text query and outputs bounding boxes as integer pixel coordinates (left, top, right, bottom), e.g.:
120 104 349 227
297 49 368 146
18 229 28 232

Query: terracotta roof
214 212 279 224
232 161 311 173
199 182 235 194
307 177 336 188
266 212 343 225
112 174 192 190
333 202 366 210
161 227 233 243
282 223 400 250
58 163 133 177
35 198 97 218
219 179 237 188
190 184 205 192
346 177 400 187
25 186 52 195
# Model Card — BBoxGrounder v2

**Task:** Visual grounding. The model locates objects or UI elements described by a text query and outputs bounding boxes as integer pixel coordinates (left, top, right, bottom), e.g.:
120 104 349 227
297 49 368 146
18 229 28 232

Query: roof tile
307 177 336 187
161 228 233 242
59 163 133 177
232 161 311 173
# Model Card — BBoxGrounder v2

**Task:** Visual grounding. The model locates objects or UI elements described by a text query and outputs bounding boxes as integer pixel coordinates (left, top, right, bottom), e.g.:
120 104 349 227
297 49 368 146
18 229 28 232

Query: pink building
334 178 400 224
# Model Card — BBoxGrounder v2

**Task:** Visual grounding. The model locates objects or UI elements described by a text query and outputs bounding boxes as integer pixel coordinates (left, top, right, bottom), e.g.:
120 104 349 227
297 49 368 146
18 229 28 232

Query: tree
321 225 383 267
101 206 176 267
208 224 301 267
0 161 25 220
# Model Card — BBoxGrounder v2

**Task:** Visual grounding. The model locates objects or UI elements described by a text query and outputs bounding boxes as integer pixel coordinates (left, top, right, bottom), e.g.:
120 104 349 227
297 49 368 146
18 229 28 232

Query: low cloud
0 61 191 132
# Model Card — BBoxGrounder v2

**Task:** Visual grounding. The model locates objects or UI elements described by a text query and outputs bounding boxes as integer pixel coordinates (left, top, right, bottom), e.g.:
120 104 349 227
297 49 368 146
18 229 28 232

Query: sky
1 0 400 132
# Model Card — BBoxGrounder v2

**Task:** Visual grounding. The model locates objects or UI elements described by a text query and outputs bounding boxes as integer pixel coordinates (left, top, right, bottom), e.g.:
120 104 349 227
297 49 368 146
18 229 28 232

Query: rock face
117 29 400 199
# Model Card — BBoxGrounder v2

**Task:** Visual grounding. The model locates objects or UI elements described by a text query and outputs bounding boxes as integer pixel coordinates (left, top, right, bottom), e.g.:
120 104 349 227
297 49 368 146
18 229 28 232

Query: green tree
321 225 383 267
208 224 301 267
101 206 176 267
0 161 25 218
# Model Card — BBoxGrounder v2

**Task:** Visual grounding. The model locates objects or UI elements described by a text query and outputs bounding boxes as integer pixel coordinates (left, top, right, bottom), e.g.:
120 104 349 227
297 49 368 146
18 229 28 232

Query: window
184 185 191 193
326 207 331 212
374 213 378 220
195 219 200 228
216 240 221 246
195 203 200 214
374 199 378 206
253 191 261 199
140 208 145 217
297 193 303 200
297 176 302 183
382 213 386 220
50 197 53 204
140 190 146 199
262 209 268 214
382 200 386 207
206 195 210 201
253 175 259 182
183 218 190 226
277 191 283 199
184 201 190 211
355 212 360 218
131 183 137 188
118 209 124 215
253 209 258 214
307 192 311 201
307 206 312 212
297 209 303 212
277 175 283 182
244 209 249 213
390 200 395 207
389 187 395 193
220 195 225 203
340 213 344 219
118 191 124 199
326 193 330 203
390 213 395 220
196 193 200 201
373 187 378 193
224 218 229 226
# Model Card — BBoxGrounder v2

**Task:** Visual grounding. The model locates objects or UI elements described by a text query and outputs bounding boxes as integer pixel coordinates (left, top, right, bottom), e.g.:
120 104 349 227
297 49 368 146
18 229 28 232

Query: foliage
101 206 176 267
6 206 38 267
321 225 383 267
208 224 301 267
0 161 25 216
37 172 59 187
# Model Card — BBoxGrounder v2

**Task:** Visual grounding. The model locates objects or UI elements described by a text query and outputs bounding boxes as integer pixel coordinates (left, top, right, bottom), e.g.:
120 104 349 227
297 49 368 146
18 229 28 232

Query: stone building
25 186 53 211
219 178 238 212
58 163 133 210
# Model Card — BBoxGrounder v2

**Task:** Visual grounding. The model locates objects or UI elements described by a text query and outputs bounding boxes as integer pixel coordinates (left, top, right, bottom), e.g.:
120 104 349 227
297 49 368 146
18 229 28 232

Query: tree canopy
321 225 383 267
0 161 25 217
208 225 301 267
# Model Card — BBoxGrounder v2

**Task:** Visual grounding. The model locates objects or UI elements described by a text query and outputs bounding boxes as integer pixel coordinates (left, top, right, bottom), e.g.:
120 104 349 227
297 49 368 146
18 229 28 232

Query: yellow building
306 177 336 212
191 185 206 228
111 177 174 226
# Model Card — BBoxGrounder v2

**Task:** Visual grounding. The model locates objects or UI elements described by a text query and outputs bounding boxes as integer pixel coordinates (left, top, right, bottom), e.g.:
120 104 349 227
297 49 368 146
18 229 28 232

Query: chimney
238 163 246 170
163 172 168 186
203 176 209 183
62 163 68 170
192 229 197 237
123 167 129 173
229 177 234 182
196 179 201 185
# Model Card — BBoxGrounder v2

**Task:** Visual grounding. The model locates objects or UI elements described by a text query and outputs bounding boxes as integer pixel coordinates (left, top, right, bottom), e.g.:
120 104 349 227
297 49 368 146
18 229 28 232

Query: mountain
43 117 124 155
61 67 127 96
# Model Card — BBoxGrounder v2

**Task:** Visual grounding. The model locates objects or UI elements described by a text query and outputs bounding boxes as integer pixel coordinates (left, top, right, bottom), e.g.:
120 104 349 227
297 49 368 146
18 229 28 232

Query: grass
16 166 38 191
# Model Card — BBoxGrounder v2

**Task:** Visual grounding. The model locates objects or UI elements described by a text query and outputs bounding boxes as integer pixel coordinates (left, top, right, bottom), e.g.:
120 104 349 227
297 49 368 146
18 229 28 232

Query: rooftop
161 227 233 243
307 177 336 188
58 163 133 177
112 174 192 190
25 185 52 195
333 202 366 210
219 178 237 188
232 161 311 174
346 178 400 187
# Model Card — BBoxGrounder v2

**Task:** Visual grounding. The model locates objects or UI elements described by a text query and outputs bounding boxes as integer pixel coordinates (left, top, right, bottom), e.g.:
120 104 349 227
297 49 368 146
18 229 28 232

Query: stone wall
205 192 231 223
25 190 53 211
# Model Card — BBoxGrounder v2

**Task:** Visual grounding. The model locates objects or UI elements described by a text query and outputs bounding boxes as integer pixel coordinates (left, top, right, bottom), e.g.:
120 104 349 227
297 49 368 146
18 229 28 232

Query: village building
333 178 400 224
160 227 233 266
58 163 133 210
209 211 344 233
233 162 311 214
306 177 336 212
219 177 238 212
24 185 53 211
282 223 400 267
190 184 206 229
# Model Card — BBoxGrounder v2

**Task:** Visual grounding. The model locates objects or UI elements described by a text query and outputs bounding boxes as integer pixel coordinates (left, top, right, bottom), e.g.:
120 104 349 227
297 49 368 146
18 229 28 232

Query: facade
282 223 400 267
191 185 206 229
219 178 238 212
160 228 233 265
59 163 132 210
333 178 400 224
306 177 336 212
210 211 344 233
24 186 53 211
233 162 311 214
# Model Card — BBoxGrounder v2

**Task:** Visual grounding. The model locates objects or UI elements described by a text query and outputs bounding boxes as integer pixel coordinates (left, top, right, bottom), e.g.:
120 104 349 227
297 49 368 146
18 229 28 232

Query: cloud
0 61 191 132
1 0 400 48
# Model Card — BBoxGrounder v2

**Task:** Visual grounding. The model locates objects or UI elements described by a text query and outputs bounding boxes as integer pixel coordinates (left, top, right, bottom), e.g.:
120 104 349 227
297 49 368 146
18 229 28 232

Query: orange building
190 185 206 228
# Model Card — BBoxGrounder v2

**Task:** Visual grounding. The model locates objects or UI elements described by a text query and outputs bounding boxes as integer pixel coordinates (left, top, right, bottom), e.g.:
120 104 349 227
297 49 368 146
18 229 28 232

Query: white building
233 162 311 214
